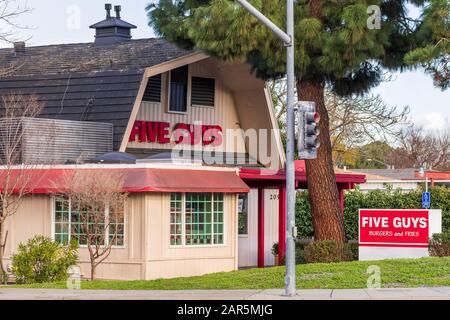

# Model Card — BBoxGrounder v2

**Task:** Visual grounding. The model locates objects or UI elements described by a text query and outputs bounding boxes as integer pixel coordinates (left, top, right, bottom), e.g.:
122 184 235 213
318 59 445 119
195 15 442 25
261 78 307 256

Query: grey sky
2 0 449 129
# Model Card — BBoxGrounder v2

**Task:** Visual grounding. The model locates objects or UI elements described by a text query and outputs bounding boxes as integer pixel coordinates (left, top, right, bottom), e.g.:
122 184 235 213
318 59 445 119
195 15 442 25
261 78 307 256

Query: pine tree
405 0 449 89
147 0 434 243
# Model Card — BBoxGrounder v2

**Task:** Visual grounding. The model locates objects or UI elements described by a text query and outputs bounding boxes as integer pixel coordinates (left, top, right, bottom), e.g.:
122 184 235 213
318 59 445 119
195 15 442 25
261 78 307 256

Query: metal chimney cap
14 41 26 53
105 3 112 19
114 5 121 19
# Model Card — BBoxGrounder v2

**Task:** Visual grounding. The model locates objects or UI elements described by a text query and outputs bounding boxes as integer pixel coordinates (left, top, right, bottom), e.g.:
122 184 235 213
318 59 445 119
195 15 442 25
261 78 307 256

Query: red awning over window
0 167 250 194
122 168 249 193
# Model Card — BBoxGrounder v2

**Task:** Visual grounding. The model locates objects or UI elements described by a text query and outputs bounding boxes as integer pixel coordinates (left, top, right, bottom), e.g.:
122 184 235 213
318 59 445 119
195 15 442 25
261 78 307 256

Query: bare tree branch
60 170 127 281
326 91 410 150
390 125 450 170
0 93 45 283
268 78 410 165
0 0 33 44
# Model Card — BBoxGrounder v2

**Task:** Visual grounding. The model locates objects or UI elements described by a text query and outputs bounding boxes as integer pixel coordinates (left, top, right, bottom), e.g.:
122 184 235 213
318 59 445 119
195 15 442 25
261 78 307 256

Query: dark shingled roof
0 38 192 150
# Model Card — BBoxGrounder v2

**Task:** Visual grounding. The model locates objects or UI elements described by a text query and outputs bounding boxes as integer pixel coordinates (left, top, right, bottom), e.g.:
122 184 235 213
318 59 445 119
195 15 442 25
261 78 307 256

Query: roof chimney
14 42 25 54
105 3 112 19
114 5 121 19
89 3 137 46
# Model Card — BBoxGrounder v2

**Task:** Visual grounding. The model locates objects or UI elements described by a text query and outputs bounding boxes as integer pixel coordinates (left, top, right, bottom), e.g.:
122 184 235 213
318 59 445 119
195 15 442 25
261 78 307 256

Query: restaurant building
0 5 365 280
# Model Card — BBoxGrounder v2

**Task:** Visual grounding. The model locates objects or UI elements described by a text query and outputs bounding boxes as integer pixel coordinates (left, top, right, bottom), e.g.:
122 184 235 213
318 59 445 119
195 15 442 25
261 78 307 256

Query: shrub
11 235 78 284
295 192 314 238
429 231 450 257
295 241 307 264
303 240 353 263
347 241 359 261
271 242 279 256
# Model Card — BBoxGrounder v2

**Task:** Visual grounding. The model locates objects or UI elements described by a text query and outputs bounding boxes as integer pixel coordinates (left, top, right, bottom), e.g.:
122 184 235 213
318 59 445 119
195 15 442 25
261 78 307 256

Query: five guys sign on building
359 209 442 260
129 120 223 146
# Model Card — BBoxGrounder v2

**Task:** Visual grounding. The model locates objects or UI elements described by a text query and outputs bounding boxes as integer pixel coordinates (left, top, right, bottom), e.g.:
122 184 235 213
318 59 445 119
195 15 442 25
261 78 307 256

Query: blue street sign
422 192 431 209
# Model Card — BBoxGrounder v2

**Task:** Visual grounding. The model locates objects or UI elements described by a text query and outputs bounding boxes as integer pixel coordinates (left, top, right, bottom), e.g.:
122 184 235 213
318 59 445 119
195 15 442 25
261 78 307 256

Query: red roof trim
239 160 366 186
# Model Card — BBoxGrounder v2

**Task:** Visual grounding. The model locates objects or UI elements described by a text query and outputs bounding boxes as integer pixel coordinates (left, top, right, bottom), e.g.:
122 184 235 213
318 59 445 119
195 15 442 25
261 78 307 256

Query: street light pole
235 0 296 296
419 166 429 193
284 0 296 297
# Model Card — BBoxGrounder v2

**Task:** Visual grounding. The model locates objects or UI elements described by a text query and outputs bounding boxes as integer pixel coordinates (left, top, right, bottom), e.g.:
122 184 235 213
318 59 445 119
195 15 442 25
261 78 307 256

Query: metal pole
235 0 291 44
235 0 296 296
285 0 296 297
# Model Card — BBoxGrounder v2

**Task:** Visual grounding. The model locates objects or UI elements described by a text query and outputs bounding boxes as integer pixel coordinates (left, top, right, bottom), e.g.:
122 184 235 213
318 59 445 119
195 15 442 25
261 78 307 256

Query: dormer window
168 66 188 113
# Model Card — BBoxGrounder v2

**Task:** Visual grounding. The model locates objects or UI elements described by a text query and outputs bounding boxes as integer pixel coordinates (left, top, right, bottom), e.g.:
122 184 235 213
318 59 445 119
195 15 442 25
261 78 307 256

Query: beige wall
4 195 52 256
144 193 238 279
3 192 238 281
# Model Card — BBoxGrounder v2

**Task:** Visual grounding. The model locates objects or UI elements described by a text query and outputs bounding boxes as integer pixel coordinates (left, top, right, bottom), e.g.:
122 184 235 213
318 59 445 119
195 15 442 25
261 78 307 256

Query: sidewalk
0 287 449 300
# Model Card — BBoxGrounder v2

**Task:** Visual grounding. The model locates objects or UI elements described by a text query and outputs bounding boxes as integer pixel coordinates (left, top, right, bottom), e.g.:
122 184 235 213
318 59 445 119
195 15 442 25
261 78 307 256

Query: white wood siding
264 189 279 266
238 188 279 268
238 189 258 267
127 60 246 154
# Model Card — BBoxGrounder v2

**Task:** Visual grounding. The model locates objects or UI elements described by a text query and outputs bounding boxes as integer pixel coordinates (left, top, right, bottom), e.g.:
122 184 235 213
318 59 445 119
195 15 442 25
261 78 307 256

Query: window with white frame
168 66 188 113
53 196 125 246
238 194 248 235
170 192 224 246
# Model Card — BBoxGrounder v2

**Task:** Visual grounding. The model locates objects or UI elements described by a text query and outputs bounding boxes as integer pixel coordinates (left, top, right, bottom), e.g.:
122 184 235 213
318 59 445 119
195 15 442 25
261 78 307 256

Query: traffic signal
297 101 320 159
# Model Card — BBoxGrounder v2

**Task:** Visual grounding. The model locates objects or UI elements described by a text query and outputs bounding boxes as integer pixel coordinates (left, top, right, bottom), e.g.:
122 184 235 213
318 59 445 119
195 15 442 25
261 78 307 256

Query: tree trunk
298 78 346 243
0 220 7 284
88 246 96 281
90 261 96 281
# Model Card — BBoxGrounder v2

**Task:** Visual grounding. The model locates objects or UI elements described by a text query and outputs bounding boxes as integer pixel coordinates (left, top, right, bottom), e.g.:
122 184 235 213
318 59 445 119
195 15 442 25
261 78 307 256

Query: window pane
213 193 225 244
170 192 225 247
54 196 125 247
54 197 70 244
170 192 183 246
184 193 213 246
238 194 248 235
109 200 125 246
169 66 188 112
70 202 105 246
54 234 62 244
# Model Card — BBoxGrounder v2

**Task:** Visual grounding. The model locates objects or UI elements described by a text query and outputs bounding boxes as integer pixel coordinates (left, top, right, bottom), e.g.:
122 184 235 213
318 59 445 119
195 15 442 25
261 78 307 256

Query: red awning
239 160 366 188
0 167 250 194
294 160 366 184
413 170 450 180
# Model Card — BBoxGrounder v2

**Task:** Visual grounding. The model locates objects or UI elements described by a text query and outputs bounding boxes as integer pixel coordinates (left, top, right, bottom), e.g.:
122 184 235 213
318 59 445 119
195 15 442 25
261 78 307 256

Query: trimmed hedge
296 186 450 240
303 240 354 263
429 231 450 257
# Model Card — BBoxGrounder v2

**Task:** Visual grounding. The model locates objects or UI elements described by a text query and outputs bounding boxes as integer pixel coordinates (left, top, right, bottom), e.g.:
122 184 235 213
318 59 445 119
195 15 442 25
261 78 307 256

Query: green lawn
7 257 450 290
